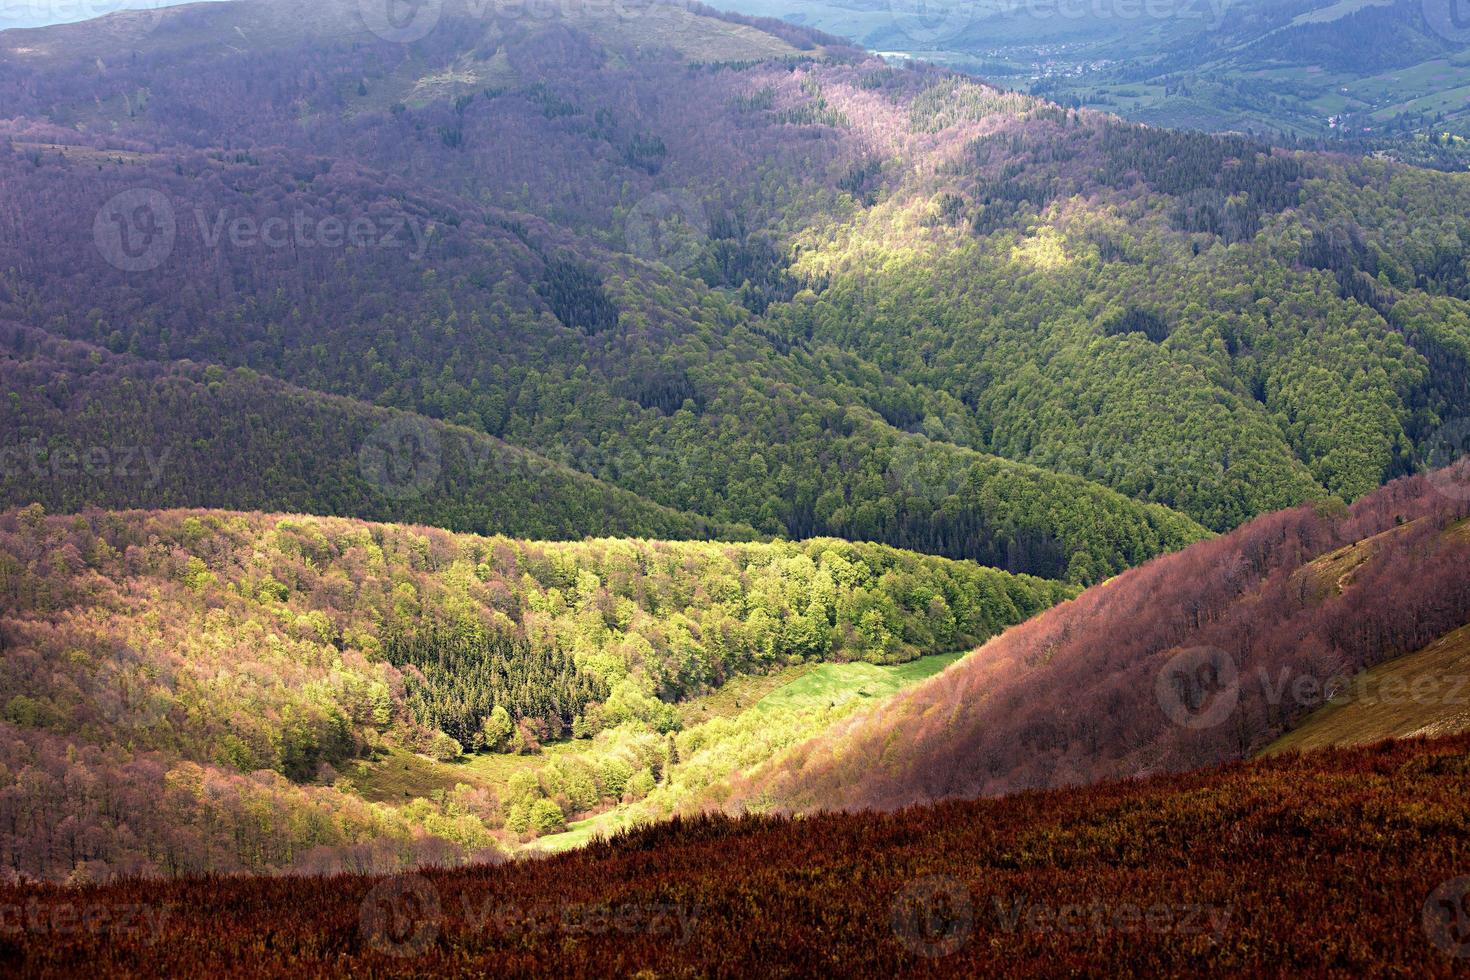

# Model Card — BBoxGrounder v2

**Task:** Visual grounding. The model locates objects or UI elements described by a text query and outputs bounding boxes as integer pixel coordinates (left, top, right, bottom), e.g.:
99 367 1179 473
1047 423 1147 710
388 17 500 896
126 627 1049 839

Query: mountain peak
1 0 824 65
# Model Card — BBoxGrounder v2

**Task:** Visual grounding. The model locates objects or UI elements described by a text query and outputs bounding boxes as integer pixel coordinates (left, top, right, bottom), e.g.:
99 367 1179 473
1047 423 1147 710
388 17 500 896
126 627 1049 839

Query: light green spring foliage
1 507 1077 859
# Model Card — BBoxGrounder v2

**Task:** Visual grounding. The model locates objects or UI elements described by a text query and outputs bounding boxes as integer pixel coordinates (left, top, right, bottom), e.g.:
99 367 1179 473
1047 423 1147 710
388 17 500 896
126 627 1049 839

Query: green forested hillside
3 0 1470 910
0 505 1073 879
0 323 753 543
2 0 1467 589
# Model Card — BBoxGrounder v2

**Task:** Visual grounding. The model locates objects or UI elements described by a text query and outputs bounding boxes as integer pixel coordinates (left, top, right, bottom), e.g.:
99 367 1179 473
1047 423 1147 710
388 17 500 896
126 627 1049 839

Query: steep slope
1263 620 1470 754
6 735 1469 975
3 0 1470 582
729 461 1470 812
0 505 1072 880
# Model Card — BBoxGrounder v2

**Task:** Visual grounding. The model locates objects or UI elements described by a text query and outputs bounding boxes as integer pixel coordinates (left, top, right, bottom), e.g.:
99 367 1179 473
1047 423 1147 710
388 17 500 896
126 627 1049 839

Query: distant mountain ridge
0 0 1467 586
722 0 1470 168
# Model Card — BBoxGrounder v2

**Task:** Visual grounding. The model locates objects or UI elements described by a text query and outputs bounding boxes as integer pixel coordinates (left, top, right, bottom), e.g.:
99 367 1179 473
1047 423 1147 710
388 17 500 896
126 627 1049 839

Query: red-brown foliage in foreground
2 736 1469 977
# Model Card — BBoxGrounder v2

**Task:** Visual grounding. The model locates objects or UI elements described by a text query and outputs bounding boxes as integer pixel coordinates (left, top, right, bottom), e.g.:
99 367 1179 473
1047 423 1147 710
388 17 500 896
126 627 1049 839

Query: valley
724 0 1470 169
0 0 1469 973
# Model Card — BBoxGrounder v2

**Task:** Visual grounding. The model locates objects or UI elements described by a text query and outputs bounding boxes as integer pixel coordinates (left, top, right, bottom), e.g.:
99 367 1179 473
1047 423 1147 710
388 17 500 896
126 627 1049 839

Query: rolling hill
2 4 1470 970
0 322 755 542
728 460 1470 813
0 505 1071 880
1263 620 1470 753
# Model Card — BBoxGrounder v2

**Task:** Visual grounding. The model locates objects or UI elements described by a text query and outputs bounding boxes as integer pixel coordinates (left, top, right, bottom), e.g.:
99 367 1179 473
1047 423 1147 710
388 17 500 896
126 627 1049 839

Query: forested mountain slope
0 322 753 542
2 0 1469 582
726 0 1470 169
729 461 1470 813
0 505 1071 880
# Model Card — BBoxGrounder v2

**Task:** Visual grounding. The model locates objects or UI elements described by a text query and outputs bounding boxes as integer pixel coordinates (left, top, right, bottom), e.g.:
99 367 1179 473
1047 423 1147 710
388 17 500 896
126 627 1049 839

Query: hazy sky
0 0 225 31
